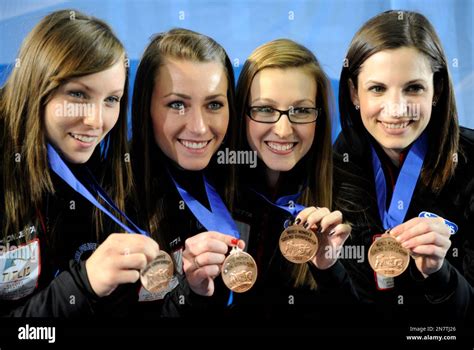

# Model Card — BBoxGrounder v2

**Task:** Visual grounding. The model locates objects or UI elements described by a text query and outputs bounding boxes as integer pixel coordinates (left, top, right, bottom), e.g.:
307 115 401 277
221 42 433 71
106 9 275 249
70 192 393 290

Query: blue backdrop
1 0 473 141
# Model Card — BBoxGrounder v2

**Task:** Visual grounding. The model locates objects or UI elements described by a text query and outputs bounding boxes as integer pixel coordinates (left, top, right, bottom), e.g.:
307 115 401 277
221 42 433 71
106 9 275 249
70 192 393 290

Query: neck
382 146 402 167
266 168 280 190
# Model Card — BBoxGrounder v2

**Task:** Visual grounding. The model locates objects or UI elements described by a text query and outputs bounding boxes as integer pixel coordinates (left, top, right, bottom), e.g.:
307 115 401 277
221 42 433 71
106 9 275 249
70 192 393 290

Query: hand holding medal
182 232 254 296
389 217 451 277
368 230 410 277
280 206 351 269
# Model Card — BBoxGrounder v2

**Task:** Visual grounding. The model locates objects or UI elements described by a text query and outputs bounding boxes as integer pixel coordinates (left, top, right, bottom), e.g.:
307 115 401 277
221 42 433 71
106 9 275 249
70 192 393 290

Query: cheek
299 126 316 151
246 121 266 152
104 109 120 133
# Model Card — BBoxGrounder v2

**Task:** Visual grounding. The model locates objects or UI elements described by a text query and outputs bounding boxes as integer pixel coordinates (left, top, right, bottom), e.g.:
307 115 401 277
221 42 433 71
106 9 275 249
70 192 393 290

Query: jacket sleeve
0 260 100 317
308 260 359 303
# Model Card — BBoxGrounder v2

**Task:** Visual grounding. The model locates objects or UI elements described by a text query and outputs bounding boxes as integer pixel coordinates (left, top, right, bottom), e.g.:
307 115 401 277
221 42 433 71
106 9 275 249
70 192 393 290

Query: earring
355 104 360 110
432 100 437 107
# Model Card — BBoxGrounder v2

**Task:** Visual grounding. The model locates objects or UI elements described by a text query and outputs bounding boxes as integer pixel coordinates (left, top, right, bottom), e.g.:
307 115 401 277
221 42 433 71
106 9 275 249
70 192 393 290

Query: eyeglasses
246 106 319 124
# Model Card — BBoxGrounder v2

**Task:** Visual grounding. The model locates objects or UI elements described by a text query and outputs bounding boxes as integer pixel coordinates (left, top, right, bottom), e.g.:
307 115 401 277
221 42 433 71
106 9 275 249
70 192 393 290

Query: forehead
359 47 433 81
250 67 316 99
156 58 227 93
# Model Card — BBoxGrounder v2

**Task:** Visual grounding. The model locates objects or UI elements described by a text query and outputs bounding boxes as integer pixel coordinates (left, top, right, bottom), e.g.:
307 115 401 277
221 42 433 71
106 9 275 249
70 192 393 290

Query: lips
264 141 298 155
178 138 212 150
69 133 98 143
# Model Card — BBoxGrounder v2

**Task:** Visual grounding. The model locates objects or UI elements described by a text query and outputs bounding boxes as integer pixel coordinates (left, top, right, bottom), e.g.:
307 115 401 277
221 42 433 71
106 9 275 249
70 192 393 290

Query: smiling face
351 47 435 163
44 60 125 164
246 67 316 173
150 58 229 171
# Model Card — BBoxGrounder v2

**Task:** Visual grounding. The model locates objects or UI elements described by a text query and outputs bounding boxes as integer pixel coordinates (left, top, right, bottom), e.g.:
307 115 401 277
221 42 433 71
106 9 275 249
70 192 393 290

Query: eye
208 101 224 111
368 85 386 93
253 106 275 114
168 101 186 111
292 107 312 114
67 90 87 99
405 84 425 94
105 96 120 106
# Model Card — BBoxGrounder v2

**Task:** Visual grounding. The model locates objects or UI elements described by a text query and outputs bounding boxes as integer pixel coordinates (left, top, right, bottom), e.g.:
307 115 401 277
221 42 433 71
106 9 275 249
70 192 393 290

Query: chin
177 160 209 171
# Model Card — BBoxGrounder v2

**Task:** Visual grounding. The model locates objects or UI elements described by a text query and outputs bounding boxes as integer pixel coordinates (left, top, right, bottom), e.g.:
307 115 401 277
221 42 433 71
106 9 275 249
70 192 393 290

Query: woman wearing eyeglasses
229 39 356 322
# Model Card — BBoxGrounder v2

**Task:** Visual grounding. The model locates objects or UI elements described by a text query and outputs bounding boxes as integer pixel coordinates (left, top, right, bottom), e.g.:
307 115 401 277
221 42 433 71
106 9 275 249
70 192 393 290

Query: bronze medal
221 247 257 293
279 225 319 264
368 236 410 277
140 250 174 293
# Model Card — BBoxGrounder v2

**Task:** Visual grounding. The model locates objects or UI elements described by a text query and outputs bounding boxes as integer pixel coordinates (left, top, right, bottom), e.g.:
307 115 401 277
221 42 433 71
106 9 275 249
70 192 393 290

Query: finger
401 231 451 250
395 220 450 244
408 244 447 259
115 270 141 285
328 223 351 238
391 217 445 237
295 207 319 225
319 211 343 232
190 264 221 280
117 253 148 271
303 207 331 229
194 252 226 268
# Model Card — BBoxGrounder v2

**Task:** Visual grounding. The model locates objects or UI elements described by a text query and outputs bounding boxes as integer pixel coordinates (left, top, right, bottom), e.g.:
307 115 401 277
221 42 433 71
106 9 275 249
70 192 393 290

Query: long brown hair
0 9 131 241
339 10 459 192
235 39 334 290
131 28 237 244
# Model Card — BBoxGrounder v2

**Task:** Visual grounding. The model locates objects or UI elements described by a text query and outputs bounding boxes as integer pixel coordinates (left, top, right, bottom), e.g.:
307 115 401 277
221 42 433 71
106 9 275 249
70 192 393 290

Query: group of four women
0 9 472 326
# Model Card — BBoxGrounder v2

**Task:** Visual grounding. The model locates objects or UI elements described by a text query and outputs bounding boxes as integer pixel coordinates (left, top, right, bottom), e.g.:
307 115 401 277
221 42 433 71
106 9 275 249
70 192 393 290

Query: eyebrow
163 93 226 100
250 98 315 105
363 79 428 87
66 81 123 95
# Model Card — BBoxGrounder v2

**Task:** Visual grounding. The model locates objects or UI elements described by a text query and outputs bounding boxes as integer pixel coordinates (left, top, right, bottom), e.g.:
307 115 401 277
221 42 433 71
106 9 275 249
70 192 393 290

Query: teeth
381 122 409 129
266 142 295 151
180 140 208 149
70 133 96 143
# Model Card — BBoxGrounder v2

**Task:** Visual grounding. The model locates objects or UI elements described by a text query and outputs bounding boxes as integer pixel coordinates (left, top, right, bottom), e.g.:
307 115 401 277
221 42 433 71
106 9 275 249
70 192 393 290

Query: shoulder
459 126 474 156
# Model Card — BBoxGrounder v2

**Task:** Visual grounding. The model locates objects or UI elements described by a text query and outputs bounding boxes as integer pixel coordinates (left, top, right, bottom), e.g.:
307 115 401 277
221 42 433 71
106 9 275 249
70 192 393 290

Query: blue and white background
1 0 473 140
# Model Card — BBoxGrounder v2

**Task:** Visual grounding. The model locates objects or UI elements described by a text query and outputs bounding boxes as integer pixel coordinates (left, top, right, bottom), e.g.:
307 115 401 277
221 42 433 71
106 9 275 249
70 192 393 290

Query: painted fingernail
294 218 301 225
231 238 239 246
303 222 309 229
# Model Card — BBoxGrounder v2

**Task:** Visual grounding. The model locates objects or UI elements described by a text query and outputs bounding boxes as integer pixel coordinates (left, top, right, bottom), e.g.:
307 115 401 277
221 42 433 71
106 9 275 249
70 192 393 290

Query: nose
273 114 293 138
187 108 207 135
83 102 103 129
384 90 408 118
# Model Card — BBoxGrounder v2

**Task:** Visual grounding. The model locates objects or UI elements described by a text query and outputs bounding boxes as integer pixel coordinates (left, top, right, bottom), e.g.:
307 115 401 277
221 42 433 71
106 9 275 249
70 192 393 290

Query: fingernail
329 229 336 236
303 222 309 229
294 218 301 225
231 238 239 246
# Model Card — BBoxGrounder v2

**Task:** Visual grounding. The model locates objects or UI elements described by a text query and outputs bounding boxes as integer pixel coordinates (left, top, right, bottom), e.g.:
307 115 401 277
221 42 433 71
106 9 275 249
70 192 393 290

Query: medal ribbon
47 144 149 236
371 132 428 230
168 170 239 305
252 190 306 218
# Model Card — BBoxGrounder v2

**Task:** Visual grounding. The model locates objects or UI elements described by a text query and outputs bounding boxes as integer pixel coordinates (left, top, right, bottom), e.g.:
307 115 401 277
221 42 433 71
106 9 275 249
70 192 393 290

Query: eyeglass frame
246 106 320 124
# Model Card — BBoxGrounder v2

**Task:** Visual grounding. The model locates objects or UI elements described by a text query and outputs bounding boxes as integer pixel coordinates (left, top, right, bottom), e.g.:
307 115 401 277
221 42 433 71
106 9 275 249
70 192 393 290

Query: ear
348 78 360 107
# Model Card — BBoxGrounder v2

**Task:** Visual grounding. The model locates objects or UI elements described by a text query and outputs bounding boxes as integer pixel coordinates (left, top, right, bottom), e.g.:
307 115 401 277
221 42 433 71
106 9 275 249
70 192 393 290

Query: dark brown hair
339 10 459 192
131 28 236 244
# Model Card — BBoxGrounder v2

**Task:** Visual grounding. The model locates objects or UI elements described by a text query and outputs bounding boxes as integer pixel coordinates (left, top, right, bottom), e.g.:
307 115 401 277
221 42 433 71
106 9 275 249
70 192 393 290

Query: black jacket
161 160 359 325
333 126 474 325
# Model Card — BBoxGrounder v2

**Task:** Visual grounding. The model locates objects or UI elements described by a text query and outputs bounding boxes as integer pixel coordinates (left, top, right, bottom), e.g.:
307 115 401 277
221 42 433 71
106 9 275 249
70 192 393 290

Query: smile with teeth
69 133 97 143
179 139 211 149
379 121 412 129
265 141 297 151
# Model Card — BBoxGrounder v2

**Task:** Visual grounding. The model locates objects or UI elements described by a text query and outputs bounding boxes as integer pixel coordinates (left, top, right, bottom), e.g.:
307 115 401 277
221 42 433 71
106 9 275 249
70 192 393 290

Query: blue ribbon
168 171 239 238
371 132 428 230
252 190 306 218
47 143 149 237
168 170 239 305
